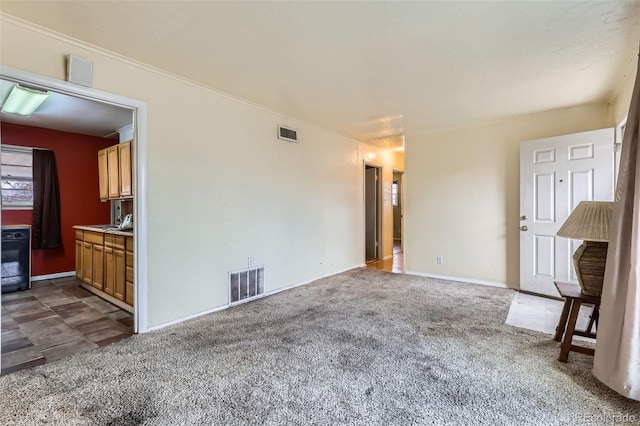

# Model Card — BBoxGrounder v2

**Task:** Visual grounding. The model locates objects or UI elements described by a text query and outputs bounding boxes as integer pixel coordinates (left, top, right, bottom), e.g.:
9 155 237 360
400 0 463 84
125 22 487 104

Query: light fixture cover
1 84 50 116
557 201 613 242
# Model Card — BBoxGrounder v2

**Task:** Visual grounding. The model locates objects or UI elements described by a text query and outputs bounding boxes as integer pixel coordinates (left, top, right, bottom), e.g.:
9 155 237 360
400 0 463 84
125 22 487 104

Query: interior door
365 166 379 262
520 128 614 297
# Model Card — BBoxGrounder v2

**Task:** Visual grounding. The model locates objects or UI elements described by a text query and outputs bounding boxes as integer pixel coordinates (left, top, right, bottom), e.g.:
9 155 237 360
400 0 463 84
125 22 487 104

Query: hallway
366 241 403 273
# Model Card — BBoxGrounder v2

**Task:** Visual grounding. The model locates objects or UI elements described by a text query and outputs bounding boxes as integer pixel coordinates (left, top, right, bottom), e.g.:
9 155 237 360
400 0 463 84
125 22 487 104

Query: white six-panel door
520 128 614 297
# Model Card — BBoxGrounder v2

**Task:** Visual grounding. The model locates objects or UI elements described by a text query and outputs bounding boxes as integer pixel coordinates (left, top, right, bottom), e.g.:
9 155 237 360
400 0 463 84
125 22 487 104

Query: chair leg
555 298 572 342
559 300 581 363
586 304 599 335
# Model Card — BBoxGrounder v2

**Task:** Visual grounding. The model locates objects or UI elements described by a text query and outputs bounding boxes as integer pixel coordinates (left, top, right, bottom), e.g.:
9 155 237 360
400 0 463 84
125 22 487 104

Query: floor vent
229 266 265 304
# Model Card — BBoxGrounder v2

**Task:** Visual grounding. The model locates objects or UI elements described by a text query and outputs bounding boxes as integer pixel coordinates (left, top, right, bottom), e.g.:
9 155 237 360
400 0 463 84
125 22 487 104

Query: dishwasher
1 226 31 293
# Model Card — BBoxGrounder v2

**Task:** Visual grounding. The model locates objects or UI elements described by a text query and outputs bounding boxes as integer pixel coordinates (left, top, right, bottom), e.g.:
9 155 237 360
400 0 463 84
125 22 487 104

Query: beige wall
404 103 612 288
609 55 638 125
0 17 401 328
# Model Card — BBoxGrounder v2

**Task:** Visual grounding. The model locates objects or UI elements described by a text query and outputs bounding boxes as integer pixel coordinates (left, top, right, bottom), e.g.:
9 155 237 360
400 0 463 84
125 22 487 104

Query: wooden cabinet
104 245 115 296
92 245 104 290
125 236 134 306
98 149 109 201
97 140 133 201
75 231 83 280
79 230 105 290
75 227 134 310
107 145 120 199
118 141 132 198
105 234 126 302
82 241 92 284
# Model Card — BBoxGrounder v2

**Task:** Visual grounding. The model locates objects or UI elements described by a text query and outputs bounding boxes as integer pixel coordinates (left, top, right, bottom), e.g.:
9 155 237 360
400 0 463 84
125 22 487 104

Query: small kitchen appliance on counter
1 225 31 293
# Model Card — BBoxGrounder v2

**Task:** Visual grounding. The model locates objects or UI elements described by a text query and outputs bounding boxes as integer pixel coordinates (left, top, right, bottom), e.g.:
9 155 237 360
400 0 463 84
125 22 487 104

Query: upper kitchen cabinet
118 141 132 197
98 148 109 200
98 140 133 201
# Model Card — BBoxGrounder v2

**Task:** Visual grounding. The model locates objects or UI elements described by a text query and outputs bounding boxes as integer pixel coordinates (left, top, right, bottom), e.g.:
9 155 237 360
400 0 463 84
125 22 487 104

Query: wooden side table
554 281 601 362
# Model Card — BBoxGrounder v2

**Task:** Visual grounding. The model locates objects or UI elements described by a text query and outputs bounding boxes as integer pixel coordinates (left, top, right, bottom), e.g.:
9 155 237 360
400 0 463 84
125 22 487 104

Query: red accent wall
1 123 114 277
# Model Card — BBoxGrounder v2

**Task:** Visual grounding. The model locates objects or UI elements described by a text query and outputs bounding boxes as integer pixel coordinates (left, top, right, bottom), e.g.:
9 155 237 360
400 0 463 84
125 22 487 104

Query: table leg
559 299 581 363
555 298 572 342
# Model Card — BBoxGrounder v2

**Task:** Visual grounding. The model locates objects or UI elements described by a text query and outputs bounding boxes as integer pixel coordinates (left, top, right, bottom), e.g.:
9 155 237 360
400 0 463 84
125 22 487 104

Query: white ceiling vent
277 125 298 143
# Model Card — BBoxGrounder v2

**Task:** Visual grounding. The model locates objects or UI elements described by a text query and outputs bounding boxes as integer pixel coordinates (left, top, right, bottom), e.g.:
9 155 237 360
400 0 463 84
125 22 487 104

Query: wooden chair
553 281 601 362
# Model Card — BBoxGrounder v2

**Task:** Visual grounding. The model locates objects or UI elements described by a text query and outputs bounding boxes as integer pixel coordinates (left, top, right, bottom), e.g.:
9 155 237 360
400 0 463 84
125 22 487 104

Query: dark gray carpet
1 268 638 425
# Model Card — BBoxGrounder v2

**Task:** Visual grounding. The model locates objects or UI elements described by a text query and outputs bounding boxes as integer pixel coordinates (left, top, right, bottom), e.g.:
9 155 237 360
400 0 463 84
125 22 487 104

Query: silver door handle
520 226 528 231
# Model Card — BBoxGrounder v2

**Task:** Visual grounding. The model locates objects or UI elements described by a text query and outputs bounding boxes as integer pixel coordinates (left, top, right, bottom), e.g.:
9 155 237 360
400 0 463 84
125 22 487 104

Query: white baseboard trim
31 271 75 281
148 264 363 332
382 255 394 260
405 271 509 289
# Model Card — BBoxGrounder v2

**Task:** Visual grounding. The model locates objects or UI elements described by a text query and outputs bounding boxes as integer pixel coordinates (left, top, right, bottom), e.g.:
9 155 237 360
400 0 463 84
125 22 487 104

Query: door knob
520 215 528 221
520 226 528 231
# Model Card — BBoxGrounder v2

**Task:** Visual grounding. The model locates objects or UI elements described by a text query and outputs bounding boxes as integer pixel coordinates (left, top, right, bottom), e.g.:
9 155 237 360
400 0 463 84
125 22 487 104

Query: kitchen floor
1 277 133 375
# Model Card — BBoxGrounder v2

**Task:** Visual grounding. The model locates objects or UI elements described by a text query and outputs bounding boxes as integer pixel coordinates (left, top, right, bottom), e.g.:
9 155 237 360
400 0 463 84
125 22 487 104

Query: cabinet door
118 141 132 198
92 244 104 290
114 249 126 301
98 148 109 201
107 145 120 199
125 281 134 306
75 240 83 279
82 242 93 285
104 246 115 296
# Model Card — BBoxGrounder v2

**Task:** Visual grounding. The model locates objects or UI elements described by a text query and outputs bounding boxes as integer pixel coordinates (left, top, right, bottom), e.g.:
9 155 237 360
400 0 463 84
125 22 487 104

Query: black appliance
1 226 31 293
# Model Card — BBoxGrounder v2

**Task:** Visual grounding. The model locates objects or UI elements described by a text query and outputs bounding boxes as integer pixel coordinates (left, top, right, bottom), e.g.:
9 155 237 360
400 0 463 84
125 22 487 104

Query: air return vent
277 125 298 143
229 266 265 304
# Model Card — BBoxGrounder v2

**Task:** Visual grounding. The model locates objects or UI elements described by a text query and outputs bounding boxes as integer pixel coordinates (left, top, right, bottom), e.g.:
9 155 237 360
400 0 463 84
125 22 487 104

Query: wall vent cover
277 125 298 143
229 266 265 304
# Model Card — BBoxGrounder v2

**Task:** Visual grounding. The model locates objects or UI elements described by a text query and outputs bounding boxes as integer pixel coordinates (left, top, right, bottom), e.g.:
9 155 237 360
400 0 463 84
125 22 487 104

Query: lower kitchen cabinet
125 236 134 306
74 226 134 311
92 244 104 290
105 234 126 302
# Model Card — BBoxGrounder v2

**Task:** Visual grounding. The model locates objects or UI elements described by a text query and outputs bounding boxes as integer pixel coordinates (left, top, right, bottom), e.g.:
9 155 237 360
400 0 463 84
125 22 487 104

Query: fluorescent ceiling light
1 84 50 116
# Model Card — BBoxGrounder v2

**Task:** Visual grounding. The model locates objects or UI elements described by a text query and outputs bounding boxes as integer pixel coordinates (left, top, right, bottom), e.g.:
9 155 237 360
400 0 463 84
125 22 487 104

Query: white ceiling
2 1 639 146
0 79 133 138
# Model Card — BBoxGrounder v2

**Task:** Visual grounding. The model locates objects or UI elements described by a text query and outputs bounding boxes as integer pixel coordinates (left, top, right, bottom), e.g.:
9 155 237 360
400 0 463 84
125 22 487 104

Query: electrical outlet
248 257 255 267
437 256 444 265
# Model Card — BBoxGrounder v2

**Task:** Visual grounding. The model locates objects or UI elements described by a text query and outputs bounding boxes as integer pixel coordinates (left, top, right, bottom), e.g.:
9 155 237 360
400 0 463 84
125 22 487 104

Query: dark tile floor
1 277 133 375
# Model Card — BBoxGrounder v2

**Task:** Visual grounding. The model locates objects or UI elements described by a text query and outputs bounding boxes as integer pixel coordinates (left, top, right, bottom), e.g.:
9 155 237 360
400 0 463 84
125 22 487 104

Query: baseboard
382 255 394 260
405 271 509 289
31 271 75 281
148 264 363 332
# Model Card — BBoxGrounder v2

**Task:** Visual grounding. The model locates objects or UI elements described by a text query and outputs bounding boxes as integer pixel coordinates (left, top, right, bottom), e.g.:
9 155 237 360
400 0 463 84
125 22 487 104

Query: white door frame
393 169 405 253
363 161 382 263
0 66 149 350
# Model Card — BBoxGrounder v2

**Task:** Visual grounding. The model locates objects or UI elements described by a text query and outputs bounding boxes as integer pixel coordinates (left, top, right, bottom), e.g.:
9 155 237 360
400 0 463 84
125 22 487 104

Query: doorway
364 165 381 263
0 66 148 374
392 171 403 255
519 128 614 297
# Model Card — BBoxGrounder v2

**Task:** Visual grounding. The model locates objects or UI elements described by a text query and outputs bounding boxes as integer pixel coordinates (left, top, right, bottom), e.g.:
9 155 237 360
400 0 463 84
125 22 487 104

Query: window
1 145 33 208
392 181 399 207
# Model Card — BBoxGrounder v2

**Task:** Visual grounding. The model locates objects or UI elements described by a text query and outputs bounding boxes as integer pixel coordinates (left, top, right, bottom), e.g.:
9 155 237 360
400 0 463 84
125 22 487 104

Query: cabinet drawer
126 266 134 283
75 230 84 240
104 234 125 250
125 281 134 306
84 231 103 245
126 252 134 266
126 237 134 251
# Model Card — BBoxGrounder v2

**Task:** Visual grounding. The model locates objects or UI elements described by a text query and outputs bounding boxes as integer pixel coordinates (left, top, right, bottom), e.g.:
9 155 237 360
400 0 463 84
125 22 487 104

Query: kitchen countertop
73 225 134 237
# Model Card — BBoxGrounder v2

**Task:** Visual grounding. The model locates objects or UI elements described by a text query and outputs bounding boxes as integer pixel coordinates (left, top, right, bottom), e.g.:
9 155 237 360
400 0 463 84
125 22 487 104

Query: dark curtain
32 149 62 249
